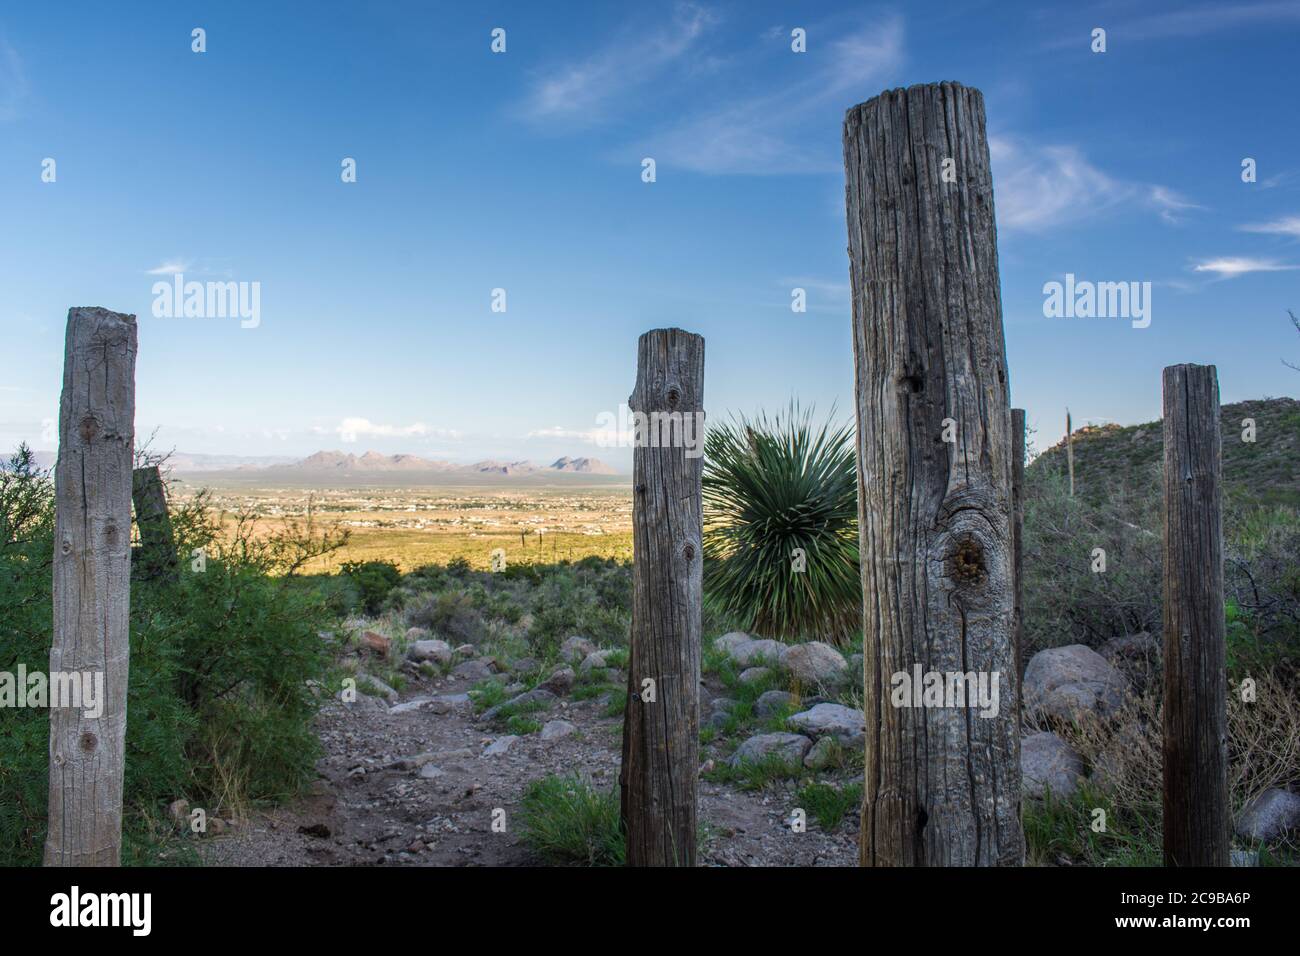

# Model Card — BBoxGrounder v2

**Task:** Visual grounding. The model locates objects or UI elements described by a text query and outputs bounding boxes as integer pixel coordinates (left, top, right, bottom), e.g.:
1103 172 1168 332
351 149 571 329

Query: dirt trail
201 667 857 867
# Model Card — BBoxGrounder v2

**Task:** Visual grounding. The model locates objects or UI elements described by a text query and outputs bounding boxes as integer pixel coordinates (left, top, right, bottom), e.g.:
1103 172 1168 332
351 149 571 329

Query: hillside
1031 397 1299 507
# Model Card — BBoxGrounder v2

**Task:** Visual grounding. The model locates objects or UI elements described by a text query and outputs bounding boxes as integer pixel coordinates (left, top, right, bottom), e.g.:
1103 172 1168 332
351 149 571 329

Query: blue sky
2 0 1298 471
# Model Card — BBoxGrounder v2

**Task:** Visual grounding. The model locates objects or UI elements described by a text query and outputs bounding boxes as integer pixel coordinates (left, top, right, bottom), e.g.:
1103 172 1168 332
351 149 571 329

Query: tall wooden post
45 307 137 866
132 465 178 582
1011 408 1026 687
1066 409 1074 496
619 328 704 866
844 82 1023 866
1161 363 1229 867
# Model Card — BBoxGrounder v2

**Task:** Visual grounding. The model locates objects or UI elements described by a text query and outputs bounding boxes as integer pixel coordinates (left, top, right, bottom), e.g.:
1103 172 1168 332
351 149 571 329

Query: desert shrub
517 774 624 866
339 559 401 614
702 404 860 645
0 446 342 864
405 590 485 643
1021 463 1163 658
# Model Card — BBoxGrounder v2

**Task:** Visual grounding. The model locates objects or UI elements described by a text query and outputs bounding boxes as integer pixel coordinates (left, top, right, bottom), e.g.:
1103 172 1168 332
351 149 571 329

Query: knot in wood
682 542 695 562
663 383 681 408
947 534 987 586
78 415 99 442
79 732 98 753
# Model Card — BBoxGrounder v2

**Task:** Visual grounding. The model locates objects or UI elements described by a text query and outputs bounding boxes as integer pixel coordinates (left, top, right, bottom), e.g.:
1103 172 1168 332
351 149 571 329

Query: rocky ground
200 631 861 867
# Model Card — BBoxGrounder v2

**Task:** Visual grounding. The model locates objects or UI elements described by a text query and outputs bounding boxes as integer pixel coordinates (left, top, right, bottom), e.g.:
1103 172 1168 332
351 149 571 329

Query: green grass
517 774 625 866
796 780 863 830
703 753 805 791
1023 783 1163 866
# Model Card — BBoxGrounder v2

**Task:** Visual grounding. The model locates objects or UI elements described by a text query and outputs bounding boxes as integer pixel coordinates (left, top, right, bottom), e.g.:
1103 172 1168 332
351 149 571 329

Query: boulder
1023 644 1128 722
405 627 431 641
729 732 812 767
1021 731 1084 800
407 639 452 665
559 636 597 665
803 735 838 771
361 630 391 657
753 690 795 719
356 674 398 702
780 642 849 687
482 735 518 757
481 688 557 722
539 666 575 696
579 650 613 673
713 631 753 655
454 644 477 658
728 638 784 667
540 719 578 741
451 659 494 681
1235 788 1300 842
738 666 771 685
511 656 540 675
786 703 866 747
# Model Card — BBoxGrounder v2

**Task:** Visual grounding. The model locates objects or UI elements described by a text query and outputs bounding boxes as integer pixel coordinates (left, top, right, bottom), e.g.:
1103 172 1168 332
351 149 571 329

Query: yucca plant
702 404 861 645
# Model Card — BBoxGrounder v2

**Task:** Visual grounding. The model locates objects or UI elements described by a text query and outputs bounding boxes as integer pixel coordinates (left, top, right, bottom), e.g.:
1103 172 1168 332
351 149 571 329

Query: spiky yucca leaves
702 405 860 645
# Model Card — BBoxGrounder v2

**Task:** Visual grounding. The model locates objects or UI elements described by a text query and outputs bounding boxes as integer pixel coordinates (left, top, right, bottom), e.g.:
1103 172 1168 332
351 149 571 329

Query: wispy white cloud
0 40 27 122
1044 1 1300 49
637 16 904 174
335 417 461 440
989 137 1200 232
1239 215 1300 238
146 259 192 276
526 425 602 443
1191 256 1299 278
519 2 717 126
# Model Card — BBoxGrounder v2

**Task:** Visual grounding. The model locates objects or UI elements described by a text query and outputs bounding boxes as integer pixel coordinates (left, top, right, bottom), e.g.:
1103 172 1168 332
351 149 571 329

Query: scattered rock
539 666 575 696
482 735 518 757
361 630 392 657
559 636 597 664
1230 849 1260 867
1021 731 1084 800
803 735 838 770
730 732 812 767
297 823 331 838
387 697 437 715
1023 644 1128 722
713 631 753 655
540 719 577 741
452 659 494 681
578 650 612 674
781 642 849 687
728 638 784 667
1098 632 1159 662
786 703 866 747
753 690 795 718
356 674 398 702
738 666 771 685
454 644 477 658
168 798 189 826
511 657 539 675
418 764 445 779
407 639 452 665
405 627 431 641
1235 788 1300 842
481 688 557 722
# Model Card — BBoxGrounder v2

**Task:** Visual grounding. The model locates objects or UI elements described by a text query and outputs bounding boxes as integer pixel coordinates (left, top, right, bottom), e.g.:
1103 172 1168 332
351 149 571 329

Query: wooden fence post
132 465 178 582
45 307 137 866
1161 363 1229 867
619 328 704 866
1012 408 1026 688
844 82 1023 866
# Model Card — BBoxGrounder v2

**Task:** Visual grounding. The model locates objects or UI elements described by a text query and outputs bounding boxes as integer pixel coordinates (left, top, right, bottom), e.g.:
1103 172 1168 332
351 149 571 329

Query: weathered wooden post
1161 363 1229 867
1066 409 1075 496
619 328 704 866
1012 408 1026 687
844 82 1023 866
45 307 137 866
132 465 178 582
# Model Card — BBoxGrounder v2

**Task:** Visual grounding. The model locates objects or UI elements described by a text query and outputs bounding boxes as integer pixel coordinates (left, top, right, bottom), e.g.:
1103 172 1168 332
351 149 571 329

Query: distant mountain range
278 451 618 475
17 449 619 476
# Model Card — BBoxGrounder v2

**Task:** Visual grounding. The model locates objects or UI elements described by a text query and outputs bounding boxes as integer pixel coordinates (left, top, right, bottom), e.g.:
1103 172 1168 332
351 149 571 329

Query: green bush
702 404 860 644
517 774 624 865
340 559 401 615
0 445 342 865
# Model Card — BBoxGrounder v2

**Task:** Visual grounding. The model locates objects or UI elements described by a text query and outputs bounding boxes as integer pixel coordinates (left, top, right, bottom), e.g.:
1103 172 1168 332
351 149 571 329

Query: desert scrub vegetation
0 445 347 865
702 404 860 645
517 774 624 865
385 555 633 659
